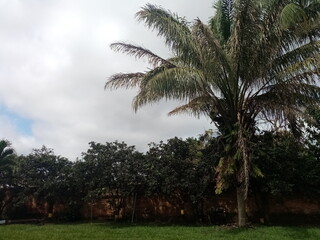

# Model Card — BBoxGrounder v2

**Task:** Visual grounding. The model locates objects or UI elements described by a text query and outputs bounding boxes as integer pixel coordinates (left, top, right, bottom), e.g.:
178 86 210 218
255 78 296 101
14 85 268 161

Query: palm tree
0 139 15 185
0 140 14 171
0 140 15 218
106 0 320 226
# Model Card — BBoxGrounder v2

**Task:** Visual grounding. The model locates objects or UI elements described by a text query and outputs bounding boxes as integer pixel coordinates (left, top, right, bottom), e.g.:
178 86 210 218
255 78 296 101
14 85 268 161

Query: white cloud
0 114 36 152
0 0 214 160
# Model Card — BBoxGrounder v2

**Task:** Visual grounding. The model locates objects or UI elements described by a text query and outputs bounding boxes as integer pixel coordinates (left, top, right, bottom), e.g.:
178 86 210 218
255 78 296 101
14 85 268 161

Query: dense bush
1 124 320 222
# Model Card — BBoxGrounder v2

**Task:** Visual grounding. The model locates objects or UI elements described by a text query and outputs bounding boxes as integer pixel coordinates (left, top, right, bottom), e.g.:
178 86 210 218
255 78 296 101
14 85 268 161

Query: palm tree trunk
236 186 247 227
236 114 250 227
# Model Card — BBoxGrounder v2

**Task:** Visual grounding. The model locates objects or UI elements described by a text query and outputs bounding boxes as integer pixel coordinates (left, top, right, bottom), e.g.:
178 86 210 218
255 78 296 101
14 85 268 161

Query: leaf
280 3 307 29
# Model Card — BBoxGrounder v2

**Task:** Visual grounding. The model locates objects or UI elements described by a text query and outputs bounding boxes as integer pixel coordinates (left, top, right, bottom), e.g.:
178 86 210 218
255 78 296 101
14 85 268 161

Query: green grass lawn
0 223 320 240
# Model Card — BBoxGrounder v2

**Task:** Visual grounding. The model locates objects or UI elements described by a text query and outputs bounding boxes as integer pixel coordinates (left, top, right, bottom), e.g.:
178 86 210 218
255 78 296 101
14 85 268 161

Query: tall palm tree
106 0 320 226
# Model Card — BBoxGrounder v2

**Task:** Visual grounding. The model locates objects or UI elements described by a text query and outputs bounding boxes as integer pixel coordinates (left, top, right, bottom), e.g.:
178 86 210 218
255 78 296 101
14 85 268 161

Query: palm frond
193 19 231 75
168 96 213 117
192 19 237 110
136 4 200 67
229 0 264 81
132 66 206 111
0 140 15 167
253 83 320 114
110 42 174 67
105 72 145 90
271 41 320 76
276 69 320 88
210 0 234 44
280 3 308 29
279 15 320 52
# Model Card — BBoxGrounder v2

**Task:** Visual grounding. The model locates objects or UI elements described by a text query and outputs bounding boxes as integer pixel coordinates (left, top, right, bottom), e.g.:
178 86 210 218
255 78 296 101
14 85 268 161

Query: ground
0 223 320 240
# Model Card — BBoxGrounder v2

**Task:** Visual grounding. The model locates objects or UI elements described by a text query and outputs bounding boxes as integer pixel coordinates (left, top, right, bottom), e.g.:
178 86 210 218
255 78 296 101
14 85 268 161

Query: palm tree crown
106 0 320 226
0 140 15 168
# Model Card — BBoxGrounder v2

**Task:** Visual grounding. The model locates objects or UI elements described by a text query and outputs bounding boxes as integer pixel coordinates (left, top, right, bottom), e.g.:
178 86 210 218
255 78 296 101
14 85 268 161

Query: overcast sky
0 0 215 160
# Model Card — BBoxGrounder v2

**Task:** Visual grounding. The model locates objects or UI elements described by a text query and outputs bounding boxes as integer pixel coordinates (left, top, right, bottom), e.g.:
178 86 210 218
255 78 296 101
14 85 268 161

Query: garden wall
79 193 320 224
21 193 320 225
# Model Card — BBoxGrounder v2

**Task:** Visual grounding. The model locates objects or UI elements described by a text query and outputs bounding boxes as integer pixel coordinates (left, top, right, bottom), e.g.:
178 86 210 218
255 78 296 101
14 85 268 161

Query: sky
0 0 215 160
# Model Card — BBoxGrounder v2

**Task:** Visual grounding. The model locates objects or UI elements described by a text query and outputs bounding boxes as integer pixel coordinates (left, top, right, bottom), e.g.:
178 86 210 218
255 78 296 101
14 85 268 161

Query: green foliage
10 146 73 219
76 138 216 220
280 0 320 30
304 105 320 194
1 125 320 223
78 141 145 216
306 105 320 159
145 136 216 219
252 131 320 197
210 0 233 44
280 3 308 29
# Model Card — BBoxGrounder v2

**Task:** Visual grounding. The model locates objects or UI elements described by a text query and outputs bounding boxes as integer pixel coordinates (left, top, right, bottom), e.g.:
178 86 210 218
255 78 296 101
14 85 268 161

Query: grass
0 223 320 240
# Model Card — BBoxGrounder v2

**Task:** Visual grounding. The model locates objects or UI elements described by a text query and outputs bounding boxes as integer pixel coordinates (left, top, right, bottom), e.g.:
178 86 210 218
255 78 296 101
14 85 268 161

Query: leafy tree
251 130 320 223
13 146 73 218
145 137 216 222
303 104 320 194
106 1 320 226
79 141 145 219
253 132 303 195
145 138 193 198
79 139 215 222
